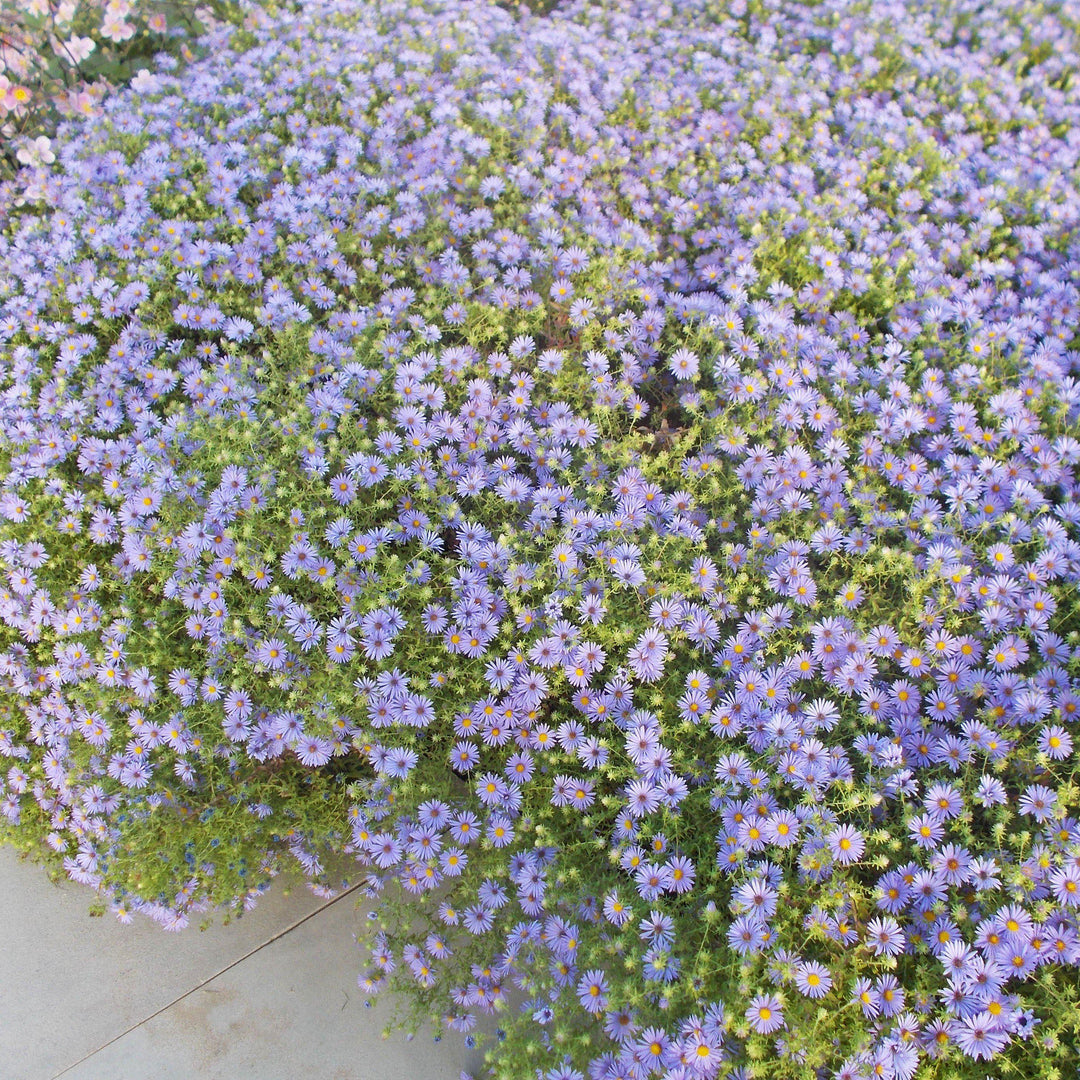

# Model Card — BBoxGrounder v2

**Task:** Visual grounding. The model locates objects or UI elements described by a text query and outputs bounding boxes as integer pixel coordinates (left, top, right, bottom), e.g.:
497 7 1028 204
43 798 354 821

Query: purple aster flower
909 812 945 850
638 910 675 949
925 783 965 821
1017 784 1056 822
955 1011 1009 1061
727 914 768 956
486 815 515 848
625 779 662 819
876 974 905 1017
793 960 832 999
1038 724 1074 759
461 905 495 935
866 916 906 957
634 1028 670 1067
627 629 668 683
296 737 333 767
1050 865 1080 908
745 993 785 1034
828 824 865 865
975 775 1008 807
576 969 609 1014
664 855 695 894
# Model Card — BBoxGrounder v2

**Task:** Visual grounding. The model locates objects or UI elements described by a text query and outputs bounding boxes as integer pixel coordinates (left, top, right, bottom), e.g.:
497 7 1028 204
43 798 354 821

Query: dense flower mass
1 0 1079 1077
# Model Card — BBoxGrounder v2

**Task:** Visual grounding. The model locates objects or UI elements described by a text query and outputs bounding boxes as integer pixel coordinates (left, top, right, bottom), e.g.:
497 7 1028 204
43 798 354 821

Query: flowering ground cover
1 0 1079 1078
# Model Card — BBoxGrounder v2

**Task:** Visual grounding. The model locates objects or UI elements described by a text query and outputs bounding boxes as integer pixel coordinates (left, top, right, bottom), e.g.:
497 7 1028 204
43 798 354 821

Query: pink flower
101 14 136 43
0 76 31 116
57 35 96 64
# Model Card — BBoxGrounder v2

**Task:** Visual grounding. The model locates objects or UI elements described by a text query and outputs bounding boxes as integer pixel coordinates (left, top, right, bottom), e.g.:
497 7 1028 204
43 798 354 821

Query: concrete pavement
0 845 487 1080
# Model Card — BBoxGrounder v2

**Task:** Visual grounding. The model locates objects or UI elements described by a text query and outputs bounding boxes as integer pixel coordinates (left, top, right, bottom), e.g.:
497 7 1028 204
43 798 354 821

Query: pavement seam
49 881 367 1080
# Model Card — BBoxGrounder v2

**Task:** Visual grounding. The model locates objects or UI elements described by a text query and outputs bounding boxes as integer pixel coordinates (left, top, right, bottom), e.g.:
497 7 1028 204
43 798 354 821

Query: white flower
57 35 96 65
131 69 161 94
101 14 135 43
15 136 55 167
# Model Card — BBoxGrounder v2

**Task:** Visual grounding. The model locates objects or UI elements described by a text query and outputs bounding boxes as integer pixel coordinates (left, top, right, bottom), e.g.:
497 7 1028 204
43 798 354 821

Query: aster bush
1 1 1079 1079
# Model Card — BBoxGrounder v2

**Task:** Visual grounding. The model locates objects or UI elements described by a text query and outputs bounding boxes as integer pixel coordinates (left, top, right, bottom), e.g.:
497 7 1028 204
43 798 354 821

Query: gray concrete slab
1 846 486 1080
